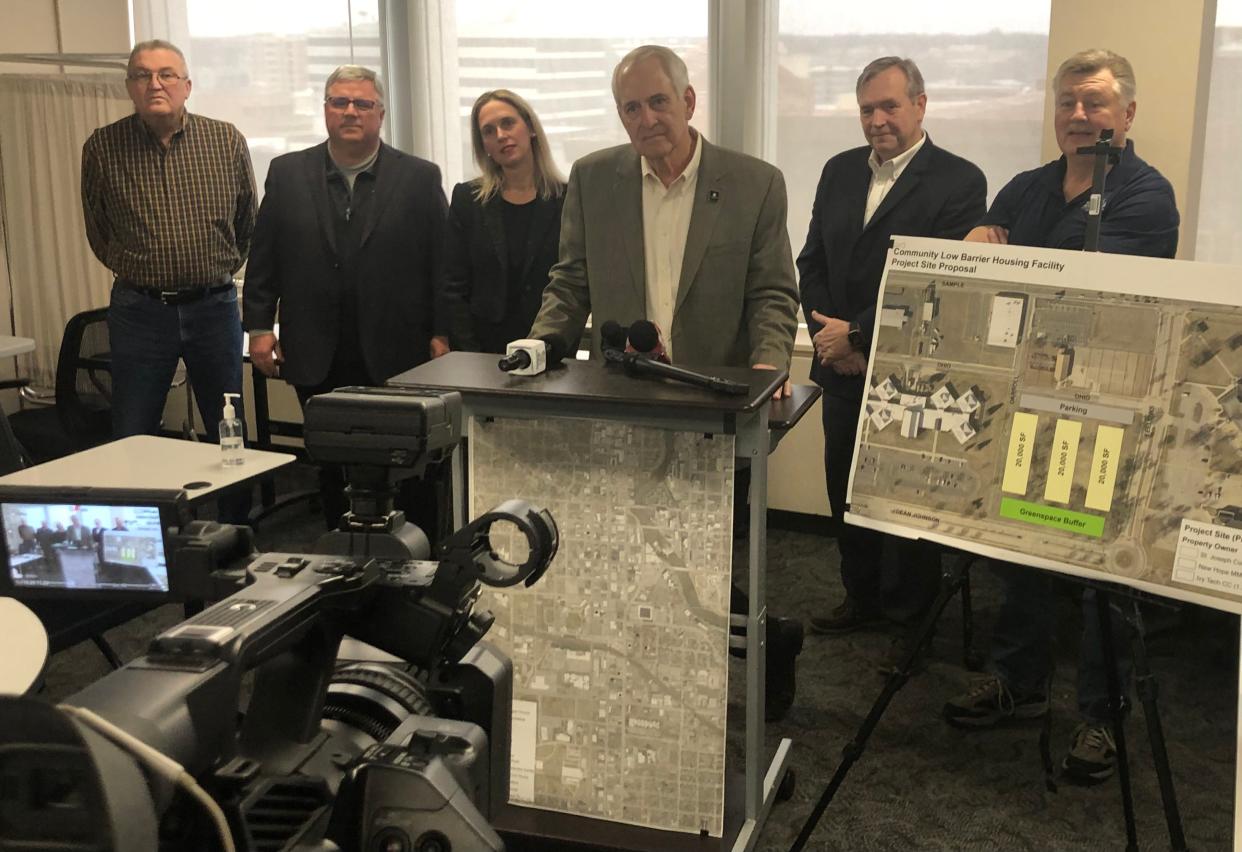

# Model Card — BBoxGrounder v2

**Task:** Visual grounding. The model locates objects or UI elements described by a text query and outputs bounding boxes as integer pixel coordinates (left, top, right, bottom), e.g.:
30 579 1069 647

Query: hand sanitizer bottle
220 393 244 467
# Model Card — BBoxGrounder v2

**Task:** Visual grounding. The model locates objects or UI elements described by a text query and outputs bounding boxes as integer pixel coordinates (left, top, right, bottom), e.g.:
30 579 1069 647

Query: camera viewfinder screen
2 502 169 593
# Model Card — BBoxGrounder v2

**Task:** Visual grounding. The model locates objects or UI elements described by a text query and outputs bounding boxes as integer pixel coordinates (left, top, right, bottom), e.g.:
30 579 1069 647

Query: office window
184 0 381 193
449 1 709 186
1196 0 1242 265
776 2 1051 254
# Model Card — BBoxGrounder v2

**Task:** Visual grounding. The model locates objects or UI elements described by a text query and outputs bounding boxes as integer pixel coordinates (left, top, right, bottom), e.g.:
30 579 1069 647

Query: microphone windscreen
628 319 661 353
600 320 628 351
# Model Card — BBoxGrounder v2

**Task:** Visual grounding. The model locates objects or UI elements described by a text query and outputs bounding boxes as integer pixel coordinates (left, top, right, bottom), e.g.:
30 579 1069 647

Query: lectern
389 352 811 851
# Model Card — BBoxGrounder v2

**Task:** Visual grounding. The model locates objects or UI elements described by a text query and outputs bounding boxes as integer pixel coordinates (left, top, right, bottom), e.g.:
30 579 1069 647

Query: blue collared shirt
980 139 1179 258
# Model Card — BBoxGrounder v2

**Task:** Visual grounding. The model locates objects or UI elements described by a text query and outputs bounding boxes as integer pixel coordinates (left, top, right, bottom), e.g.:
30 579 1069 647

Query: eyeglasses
127 70 186 86
325 96 379 112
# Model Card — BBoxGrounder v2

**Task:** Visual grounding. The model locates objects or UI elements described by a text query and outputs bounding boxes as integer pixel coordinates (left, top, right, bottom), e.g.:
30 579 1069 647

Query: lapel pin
708 190 720 203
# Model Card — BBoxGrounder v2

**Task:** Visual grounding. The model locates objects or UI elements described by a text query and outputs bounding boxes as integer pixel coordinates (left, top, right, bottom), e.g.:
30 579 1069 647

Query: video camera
0 388 557 852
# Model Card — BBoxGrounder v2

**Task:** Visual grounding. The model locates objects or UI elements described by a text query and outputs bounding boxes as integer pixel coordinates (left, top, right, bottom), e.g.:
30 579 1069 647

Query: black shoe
765 617 803 722
809 598 883 635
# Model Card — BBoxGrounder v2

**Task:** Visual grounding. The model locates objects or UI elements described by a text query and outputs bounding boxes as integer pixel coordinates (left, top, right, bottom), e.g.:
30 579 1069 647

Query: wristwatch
847 321 864 352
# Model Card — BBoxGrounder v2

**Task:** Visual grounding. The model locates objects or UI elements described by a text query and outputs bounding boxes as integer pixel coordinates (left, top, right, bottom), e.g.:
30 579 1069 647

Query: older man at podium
529 44 803 720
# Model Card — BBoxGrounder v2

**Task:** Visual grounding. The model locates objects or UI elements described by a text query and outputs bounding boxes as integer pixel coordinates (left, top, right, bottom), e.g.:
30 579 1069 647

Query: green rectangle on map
999 497 1104 538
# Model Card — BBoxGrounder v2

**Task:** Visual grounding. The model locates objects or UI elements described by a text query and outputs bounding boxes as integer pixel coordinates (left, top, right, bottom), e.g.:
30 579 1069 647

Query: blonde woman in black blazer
439 89 566 354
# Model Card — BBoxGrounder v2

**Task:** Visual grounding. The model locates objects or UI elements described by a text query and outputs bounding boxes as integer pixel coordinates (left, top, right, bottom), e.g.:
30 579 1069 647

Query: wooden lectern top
387 351 792 417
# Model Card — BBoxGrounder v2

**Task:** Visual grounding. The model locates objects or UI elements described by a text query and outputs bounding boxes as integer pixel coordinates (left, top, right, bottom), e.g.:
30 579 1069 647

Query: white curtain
0 74 131 387
409 0 462 182
130 0 193 66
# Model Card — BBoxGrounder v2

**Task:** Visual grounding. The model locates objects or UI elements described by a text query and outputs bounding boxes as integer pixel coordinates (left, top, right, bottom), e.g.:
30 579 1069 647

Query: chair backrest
0 402 31 474
55 307 112 449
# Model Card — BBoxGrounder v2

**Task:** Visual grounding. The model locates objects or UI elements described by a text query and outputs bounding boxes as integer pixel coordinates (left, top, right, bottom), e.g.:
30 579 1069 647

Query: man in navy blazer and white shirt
797 57 986 648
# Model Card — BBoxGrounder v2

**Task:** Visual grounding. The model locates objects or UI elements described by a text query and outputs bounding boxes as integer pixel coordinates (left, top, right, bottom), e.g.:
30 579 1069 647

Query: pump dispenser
220 392 243 466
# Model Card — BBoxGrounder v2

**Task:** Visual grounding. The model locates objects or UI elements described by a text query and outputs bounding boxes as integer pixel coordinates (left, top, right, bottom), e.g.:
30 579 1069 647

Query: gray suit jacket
530 137 798 369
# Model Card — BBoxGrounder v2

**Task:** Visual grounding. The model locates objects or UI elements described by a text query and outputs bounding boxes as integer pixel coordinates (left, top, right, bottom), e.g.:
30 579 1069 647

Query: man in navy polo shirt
942 49 1178 786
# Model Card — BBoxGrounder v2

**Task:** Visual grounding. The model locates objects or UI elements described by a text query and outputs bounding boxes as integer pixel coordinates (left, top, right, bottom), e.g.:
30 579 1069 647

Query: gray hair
611 45 690 105
1053 49 1136 104
856 56 925 100
324 65 386 106
128 39 187 73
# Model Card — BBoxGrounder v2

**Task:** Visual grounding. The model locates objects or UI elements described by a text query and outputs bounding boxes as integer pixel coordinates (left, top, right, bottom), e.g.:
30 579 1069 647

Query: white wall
0 0 128 68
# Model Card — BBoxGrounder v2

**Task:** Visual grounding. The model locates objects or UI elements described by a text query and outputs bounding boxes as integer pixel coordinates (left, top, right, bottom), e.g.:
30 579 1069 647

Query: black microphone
626 319 670 363
599 320 630 353
603 348 749 396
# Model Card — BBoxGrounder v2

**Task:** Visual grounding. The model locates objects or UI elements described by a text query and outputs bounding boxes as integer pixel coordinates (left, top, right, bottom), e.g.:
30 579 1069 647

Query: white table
0 435 295 503
0 336 34 358
0 596 48 694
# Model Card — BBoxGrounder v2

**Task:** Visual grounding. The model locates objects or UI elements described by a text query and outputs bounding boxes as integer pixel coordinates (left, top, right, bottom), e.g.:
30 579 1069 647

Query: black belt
117 279 233 306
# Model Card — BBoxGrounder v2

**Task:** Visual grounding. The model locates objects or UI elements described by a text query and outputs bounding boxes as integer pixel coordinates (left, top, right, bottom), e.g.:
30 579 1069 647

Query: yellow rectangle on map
1043 419 1082 504
1085 425 1124 511
1001 412 1039 495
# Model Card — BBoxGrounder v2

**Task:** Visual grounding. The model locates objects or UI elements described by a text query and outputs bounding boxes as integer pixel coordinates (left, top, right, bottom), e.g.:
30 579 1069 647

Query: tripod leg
1127 602 1188 850
1095 589 1138 852
788 562 966 852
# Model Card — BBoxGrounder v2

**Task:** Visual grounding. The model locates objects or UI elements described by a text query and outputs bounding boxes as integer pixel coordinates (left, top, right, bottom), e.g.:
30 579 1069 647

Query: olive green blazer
530 136 798 369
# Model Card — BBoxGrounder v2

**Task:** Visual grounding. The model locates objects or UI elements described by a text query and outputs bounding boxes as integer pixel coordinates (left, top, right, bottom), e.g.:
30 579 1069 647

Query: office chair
55 307 112 450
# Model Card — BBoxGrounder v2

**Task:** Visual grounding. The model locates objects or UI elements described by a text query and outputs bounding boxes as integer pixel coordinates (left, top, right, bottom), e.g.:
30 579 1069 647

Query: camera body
0 388 558 851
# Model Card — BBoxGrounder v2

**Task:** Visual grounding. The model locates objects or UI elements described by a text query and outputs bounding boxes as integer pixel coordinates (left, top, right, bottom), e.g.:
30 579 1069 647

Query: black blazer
441 181 564 353
797 137 986 399
243 142 448 387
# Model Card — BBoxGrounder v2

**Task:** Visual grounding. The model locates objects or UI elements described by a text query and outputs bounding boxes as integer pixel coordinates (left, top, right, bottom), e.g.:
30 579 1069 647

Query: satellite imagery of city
469 416 735 835
847 236 1242 614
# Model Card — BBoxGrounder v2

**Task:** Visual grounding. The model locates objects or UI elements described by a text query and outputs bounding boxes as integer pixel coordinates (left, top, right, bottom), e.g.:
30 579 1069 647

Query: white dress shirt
863 132 926 226
641 132 703 362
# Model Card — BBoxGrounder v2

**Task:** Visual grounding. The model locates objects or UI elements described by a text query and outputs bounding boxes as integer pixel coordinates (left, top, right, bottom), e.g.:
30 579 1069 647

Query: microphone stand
1072 126 1186 851
602 348 749 395
1077 127 1121 253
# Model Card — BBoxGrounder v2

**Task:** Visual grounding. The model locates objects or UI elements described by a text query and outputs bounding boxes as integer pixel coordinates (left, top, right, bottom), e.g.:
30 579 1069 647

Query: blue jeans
990 560 1133 724
108 282 244 442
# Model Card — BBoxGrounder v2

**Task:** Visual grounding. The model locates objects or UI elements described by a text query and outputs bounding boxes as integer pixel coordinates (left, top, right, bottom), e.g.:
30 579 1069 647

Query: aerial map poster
469 416 735 836
847 235 1242 615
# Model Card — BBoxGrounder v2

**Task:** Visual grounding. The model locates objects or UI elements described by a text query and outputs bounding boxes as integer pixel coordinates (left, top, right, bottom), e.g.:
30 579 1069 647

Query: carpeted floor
37 463 1239 851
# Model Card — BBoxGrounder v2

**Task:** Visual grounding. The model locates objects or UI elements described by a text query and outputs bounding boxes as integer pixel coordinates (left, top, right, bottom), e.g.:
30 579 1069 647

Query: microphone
498 334 569 375
626 319 669 363
603 348 749 396
599 320 630 353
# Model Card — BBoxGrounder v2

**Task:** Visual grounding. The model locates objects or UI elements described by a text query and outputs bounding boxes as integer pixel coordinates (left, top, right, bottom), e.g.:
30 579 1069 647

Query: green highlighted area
998 497 1105 538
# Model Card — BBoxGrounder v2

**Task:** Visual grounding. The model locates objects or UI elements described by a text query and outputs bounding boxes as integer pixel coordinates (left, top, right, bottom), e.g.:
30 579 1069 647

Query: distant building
931 385 956 410
900 408 923 438
866 377 977 445
1054 347 1075 382
986 294 1027 348
874 376 900 401
880 305 912 329
955 387 981 414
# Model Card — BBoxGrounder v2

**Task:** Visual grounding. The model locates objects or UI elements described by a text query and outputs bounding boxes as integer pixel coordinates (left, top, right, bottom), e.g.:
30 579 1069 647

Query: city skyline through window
775 0 1052 263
